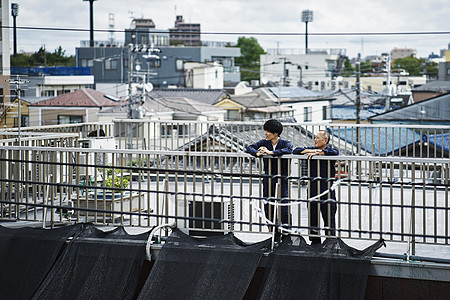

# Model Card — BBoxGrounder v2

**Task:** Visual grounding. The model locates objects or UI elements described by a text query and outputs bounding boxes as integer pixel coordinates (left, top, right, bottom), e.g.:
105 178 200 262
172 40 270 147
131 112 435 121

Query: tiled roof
412 81 450 92
370 93 450 122
332 106 385 120
30 89 125 107
268 87 325 99
326 89 386 106
332 127 423 156
149 88 228 105
426 133 449 153
99 96 223 115
145 97 223 113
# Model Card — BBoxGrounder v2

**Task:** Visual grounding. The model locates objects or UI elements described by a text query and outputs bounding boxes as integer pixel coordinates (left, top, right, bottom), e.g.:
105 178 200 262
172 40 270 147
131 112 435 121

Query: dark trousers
309 190 337 244
263 179 290 240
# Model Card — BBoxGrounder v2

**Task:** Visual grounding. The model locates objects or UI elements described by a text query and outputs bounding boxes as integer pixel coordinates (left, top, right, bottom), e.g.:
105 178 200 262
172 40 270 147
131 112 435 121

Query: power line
3 25 450 37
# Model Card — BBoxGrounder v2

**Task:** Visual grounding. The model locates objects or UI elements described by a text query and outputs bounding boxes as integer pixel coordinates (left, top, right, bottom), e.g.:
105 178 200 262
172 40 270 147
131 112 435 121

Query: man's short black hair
264 119 283 136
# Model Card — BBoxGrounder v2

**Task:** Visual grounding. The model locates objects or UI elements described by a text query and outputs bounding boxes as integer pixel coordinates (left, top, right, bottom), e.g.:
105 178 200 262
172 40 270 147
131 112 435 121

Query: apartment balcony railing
1 146 448 258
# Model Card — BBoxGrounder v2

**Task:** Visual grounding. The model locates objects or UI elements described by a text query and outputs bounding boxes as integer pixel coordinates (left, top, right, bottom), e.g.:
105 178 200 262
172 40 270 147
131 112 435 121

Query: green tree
392 55 428 76
234 37 265 82
341 58 355 77
11 46 76 67
360 60 372 75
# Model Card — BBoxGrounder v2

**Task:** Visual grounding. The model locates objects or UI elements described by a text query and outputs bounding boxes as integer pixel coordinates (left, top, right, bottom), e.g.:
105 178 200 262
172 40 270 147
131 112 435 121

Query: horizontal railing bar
1 177 448 211
1 199 447 241
1 146 449 164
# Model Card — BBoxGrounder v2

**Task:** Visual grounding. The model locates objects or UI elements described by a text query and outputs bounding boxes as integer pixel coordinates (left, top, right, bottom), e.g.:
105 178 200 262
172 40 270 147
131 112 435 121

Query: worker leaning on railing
293 130 338 245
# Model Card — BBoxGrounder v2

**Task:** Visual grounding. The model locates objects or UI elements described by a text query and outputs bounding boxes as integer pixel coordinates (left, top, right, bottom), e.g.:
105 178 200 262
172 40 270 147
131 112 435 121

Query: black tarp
138 229 271 300
32 224 150 300
0 224 83 300
258 236 385 300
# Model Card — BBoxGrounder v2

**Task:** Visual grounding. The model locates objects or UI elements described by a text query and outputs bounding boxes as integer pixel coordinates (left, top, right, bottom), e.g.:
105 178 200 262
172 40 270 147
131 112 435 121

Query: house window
58 115 83 124
105 59 118 70
160 124 193 137
304 106 312 122
226 109 239 121
322 105 330 120
447 68 450 75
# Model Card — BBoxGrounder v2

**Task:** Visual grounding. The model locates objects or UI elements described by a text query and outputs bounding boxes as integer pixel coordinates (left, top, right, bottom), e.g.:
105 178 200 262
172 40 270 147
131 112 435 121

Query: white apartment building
260 48 345 91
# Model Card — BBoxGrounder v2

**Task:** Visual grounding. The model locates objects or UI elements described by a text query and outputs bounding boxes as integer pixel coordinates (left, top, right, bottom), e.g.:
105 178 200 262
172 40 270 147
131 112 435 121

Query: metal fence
1 146 448 254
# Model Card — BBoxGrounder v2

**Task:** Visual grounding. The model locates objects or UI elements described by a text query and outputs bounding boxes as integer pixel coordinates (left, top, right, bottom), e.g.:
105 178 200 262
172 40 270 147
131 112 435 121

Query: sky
12 0 450 59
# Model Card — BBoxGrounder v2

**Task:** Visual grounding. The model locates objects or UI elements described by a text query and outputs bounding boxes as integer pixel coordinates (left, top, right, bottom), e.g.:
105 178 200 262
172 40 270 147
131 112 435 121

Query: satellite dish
135 64 141 71
144 83 153 93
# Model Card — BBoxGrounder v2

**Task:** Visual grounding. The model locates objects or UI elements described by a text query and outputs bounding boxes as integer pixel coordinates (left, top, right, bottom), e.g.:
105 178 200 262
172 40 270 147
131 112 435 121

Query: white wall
185 62 224 89
260 53 340 88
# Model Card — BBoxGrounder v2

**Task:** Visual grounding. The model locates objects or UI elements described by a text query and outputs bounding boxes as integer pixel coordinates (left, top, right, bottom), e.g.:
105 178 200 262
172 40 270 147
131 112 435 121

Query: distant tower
108 13 115 45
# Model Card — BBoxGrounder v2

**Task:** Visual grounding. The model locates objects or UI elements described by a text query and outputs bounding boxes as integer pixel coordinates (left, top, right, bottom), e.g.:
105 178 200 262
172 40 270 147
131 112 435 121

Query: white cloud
13 0 450 58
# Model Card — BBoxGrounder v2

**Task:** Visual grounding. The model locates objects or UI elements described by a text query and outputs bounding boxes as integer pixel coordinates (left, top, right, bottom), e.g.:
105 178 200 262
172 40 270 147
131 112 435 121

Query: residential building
390 47 416 61
125 18 170 47
438 50 450 81
343 76 426 95
369 93 450 125
28 88 124 126
246 87 335 123
76 46 240 88
326 89 386 123
260 48 346 90
184 62 223 89
214 89 295 121
169 15 201 46
0 0 11 127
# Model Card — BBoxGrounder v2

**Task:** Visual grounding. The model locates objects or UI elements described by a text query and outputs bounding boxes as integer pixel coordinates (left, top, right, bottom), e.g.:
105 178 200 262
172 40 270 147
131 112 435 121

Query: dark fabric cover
138 229 271 300
32 224 150 300
0 224 83 300
258 236 385 300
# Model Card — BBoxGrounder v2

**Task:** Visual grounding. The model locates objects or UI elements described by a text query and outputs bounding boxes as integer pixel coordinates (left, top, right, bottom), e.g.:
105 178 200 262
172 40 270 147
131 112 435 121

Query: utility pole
355 62 361 156
355 62 361 125
383 53 391 111
7 75 29 145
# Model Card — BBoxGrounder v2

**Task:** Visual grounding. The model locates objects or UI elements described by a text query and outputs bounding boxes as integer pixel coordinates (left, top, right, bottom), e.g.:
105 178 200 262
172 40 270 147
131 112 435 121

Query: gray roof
100 96 223 115
326 89 386 106
267 87 325 99
332 106 385 120
229 92 277 108
412 81 450 92
370 93 450 123
149 88 228 105
144 97 223 113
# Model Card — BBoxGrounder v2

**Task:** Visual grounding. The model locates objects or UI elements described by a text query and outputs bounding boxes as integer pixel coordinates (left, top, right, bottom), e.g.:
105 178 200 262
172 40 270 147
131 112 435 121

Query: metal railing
1 146 448 255
2 121 449 159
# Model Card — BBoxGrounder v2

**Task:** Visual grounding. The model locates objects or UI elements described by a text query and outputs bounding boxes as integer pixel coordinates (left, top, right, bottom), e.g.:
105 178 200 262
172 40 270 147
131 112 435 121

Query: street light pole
301 10 313 54
83 0 98 47
11 3 19 57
